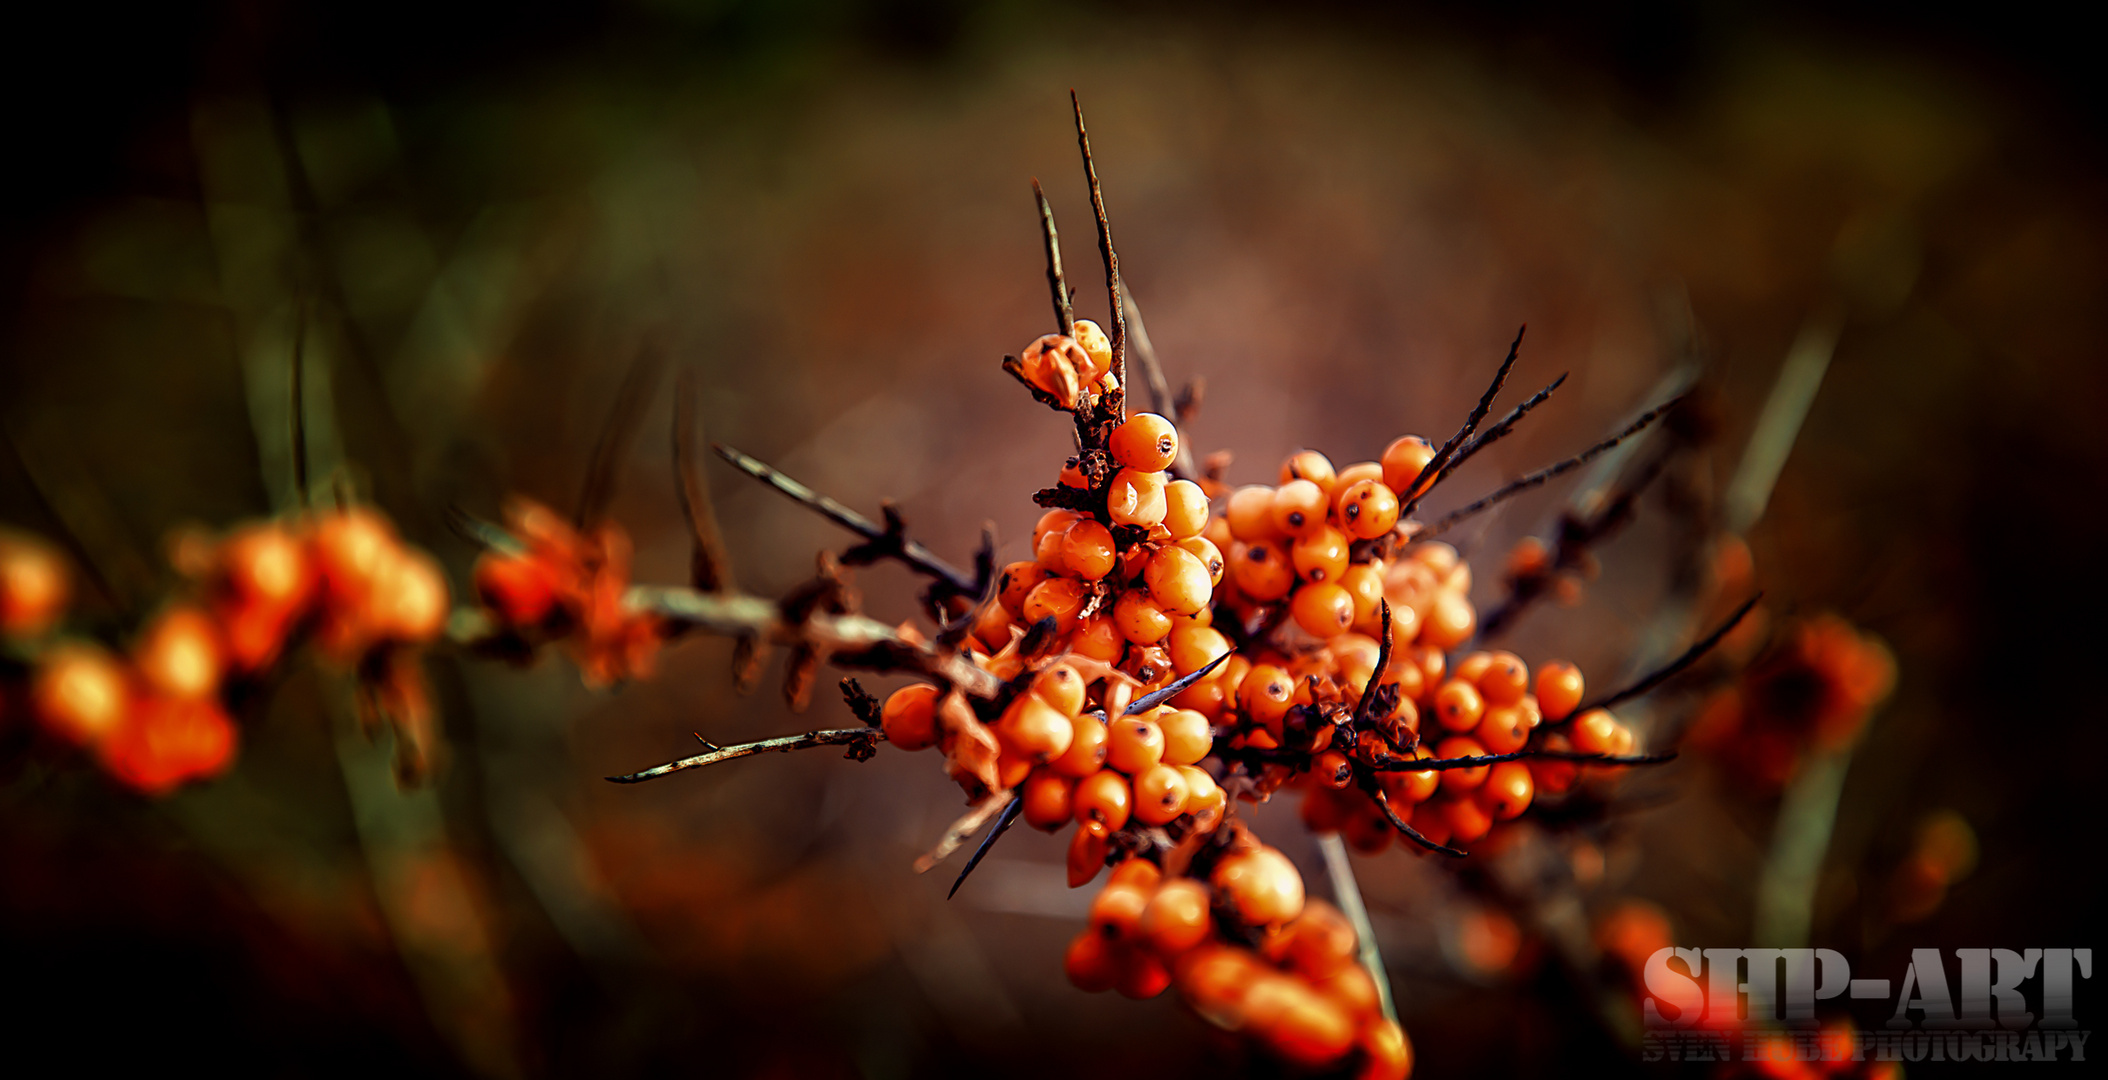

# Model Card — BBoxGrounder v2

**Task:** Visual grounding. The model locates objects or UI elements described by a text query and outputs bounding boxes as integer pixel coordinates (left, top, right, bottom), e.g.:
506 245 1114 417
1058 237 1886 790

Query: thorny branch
1427 392 1688 536
1401 325 1525 517
1575 592 1762 715
1033 178 1075 338
914 787 1018 873
713 444 978 596
673 368 735 593
1072 91 1126 419
604 726 884 784
949 794 1024 899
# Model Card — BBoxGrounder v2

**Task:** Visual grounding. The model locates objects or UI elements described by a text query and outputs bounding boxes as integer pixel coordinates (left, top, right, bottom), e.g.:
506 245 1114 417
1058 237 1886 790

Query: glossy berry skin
1211 846 1306 926
1279 449 1337 493
1225 486 1281 542
1021 576 1089 634
1052 716 1109 777
1163 480 1210 540
1110 413 1179 472
1107 468 1169 529
1145 545 1213 616
1476 704 1531 755
1114 589 1174 645
999 694 1075 763
31 642 130 748
1380 435 1437 497
1071 319 1113 377
1478 651 1529 705
0 531 70 639
1335 479 1400 540
1022 769 1076 830
1074 769 1133 831
1177 537 1226 586
1536 660 1585 721
1570 708 1620 756
1157 708 1214 765
1131 763 1191 825
1033 663 1086 716
997 560 1049 613
1068 819 1111 888
1291 583 1356 638
880 683 941 752
1230 541 1295 602
474 551 561 629
1478 760 1535 820
1065 927 1120 991
134 606 224 701
1106 716 1166 774
1239 665 1296 732
1291 526 1351 585
1433 678 1485 732
1436 736 1491 794
1140 879 1213 955
1058 519 1118 581
1271 480 1328 537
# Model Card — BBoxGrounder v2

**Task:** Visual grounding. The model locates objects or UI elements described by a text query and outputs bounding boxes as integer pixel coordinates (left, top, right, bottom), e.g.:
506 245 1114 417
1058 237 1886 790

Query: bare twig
1439 372 1568 480
914 787 1018 873
577 343 668 529
1370 748 1679 772
1122 292 1198 480
1369 786 1467 857
1401 325 1525 517
1575 593 1761 715
949 795 1024 899
1072 91 1125 419
1033 179 1075 338
673 368 735 592
713 444 976 595
605 726 884 784
1426 393 1687 535
1350 602 1396 729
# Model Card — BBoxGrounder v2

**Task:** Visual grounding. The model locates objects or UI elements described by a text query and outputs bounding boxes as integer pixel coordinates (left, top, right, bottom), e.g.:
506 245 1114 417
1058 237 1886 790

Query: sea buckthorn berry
1570 708 1620 756
1176 536 1226 586
1163 480 1210 540
1479 651 1529 705
1439 793 1494 844
1053 715 1109 777
1313 750 1354 789
1532 731 1579 793
1240 664 1296 731
1032 663 1086 717
1382 747 1442 804
1410 645 1446 688
219 521 315 612
1270 480 1328 537
1211 847 1306 926
997 560 1049 612
1106 716 1166 774
999 694 1075 763
1116 950 1173 1000
474 551 560 628
0 530 71 639
32 642 131 748
880 683 941 752
1022 769 1076 830
1339 563 1385 623
1072 318 1114 377
1033 509 1082 548
1144 545 1213 616
1132 763 1191 825
1109 859 1164 890
1230 541 1295 601
99 696 237 795
312 507 397 605
1476 704 1531 755
1113 589 1173 645
1335 479 1401 540
1279 449 1337 493
1284 900 1358 977
1312 962 1381 1024
1433 675 1484 734
1177 765 1222 813
133 605 225 702
1065 927 1119 992
1291 583 1356 639
1360 1020 1415 1080
1111 413 1180 472
372 550 449 642
1058 519 1117 581
1020 575 1089 634
1478 760 1535 820
1033 528 1066 569
1536 660 1585 721
1157 708 1214 765
1336 459 1385 490
1167 625 1231 678
1507 535 1549 578
1380 435 1437 496
1436 736 1491 793
1407 800 1452 849
1225 485 1281 543
1107 468 1169 529
1291 525 1351 584
1453 651 1494 685
1140 879 1214 956
1419 593 1473 653
1175 944 1262 1020
1609 722 1636 757
1074 769 1133 831
996 750 1034 790
1089 881 1152 941
1071 612 1124 663
1068 818 1112 888
972 600 1015 652
1256 984 1357 1069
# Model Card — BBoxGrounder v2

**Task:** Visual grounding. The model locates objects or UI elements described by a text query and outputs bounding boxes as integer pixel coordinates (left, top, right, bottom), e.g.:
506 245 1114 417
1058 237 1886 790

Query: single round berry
1140 879 1213 956
1211 846 1305 926
1167 625 1231 678
133 605 225 701
1270 480 1328 537
32 642 130 748
1020 576 1089 634
1074 769 1133 831
881 683 941 752
1291 582 1356 638
1132 763 1191 825
0 530 71 639
1162 480 1211 540
1071 612 1125 663
1114 588 1174 645
1177 536 1226 586
1380 435 1437 497
1106 468 1169 529
1225 485 1281 542
1058 519 1117 581
1436 735 1491 793
1106 716 1166 774
1111 413 1180 472
1478 760 1535 820
1536 660 1585 721
1022 768 1076 830
1335 479 1400 540
1478 651 1529 705
1230 541 1295 602
1475 704 1531 755
1433 679 1485 732
1157 708 1214 766
1279 449 1337 494
1145 545 1213 616
1032 663 1086 717
1052 715 1110 777
1291 526 1350 584
1071 319 1114 378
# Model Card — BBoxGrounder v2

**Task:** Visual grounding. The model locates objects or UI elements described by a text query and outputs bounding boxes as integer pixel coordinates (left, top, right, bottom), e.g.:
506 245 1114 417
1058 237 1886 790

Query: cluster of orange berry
0 507 449 794
468 498 668 688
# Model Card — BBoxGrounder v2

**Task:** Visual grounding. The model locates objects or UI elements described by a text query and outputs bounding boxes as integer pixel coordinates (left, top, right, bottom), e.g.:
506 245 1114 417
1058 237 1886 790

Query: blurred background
2 1 2102 1076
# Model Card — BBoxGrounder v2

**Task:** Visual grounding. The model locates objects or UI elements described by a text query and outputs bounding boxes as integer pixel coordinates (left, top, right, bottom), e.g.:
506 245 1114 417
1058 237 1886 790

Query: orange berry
1167 625 1230 678
1116 949 1173 1000
1058 519 1118 581
1453 651 1495 685
1225 485 1281 542
1284 900 1358 977
880 683 941 752
1339 563 1386 625
1476 703 1530 755
99 695 237 795
1570 708 1620 756
1068 818 1111 888
371 549 449 642
1140 878 1213 956
1436 736 1491 794
1433 679 1485 732
1175 944 1262 1021
1033 509 1083 548
1131 763 1191 824
1211 846 1305 926
1254 979 1356 1068
1359 1020 1415 1080
1531 731 1580 794
1291 582 1355 638
32 642 131 748
999 693 1075 763
1022 769 1076 830
1478 651 1528 705
1106 716 1166 775
1439 793 1494 843
1074 769 1133 831
1380 435 1437 497
1053 716 1110 777
1107 468 1169 529
473 551 560 628
1239 664 1296 732
1312 962 1381 1025
1145 545 1213 616
0 530 71 639
1032 663 1086 716
1113 588 1173 646
972 600 1017 652
133 605 224 701
1020 576 1089 634
1229 540 1296 601
1109 859 1164 890
1421 589 1475 650
1157 708 1213 765
1065 926 1120 991
1177 536 1226 587
1270 479 1328 537
1334 460 1384 491
1070 612 1124 663
1178 766 1223 817
1335 479 1401 540
1478 760 1534 820
1381 746 1441 804
311 507 397 606
1163 480 1211 540
1536 660 1584 721
1111 413 1180 472
1089 880 1152 941
997 560 1049 613
1279 448 1337 491
1072 319 1114 378
1291 525 1351 584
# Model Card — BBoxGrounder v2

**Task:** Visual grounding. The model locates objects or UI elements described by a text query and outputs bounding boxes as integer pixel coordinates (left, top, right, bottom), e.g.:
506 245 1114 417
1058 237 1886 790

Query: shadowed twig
1401 326 1525 516
1072 91 1126 419
713 444 976 595
1427 393 1687 535
949 795 1024 899
1440 372 1568 480
915 788 1018 873
605 726 884 784
1033 179 1075 338
1122 292 1198 480
673 368 734 592
1369 786 1466 857
1575 593 1761 715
